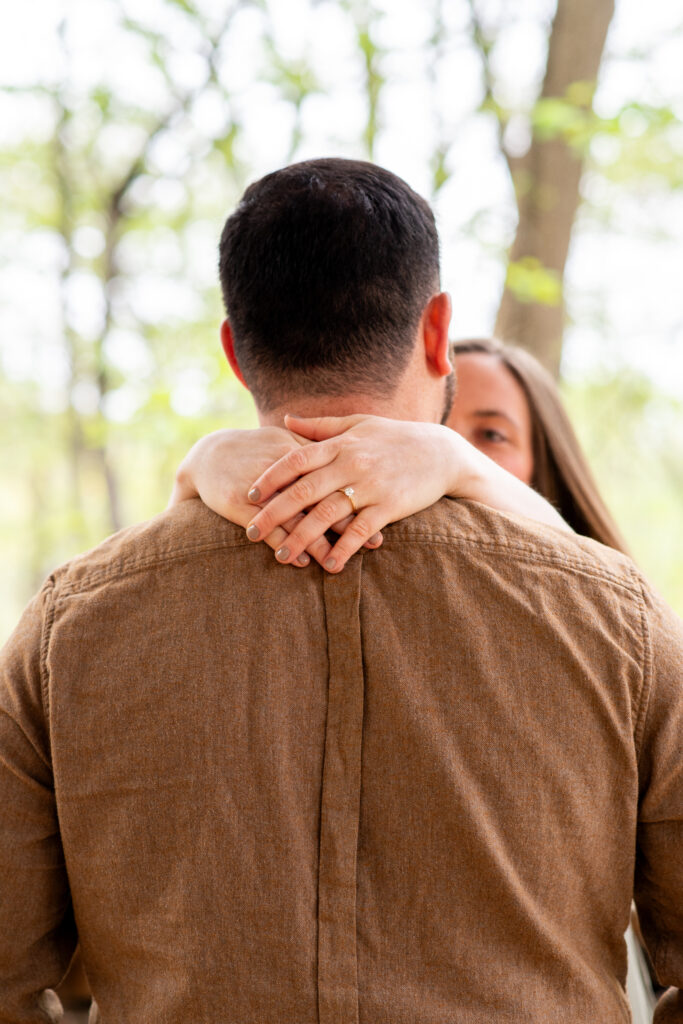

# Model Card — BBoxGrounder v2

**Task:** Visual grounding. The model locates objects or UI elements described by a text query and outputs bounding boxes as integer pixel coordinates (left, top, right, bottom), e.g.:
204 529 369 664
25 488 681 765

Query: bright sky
1 0 682 408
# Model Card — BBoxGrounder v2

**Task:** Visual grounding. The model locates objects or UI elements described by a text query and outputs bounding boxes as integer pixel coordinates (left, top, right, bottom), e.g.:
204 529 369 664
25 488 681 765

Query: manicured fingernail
325 558 336 571
246 524 260 540
248 487 260 502
296 553 310 566
276 546 290 562
368 533 381 545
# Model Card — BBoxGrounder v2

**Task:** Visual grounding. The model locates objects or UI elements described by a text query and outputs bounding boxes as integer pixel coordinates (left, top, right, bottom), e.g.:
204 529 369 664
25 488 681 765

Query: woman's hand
243 415 468 572
168 428 319 566
244 413 572 572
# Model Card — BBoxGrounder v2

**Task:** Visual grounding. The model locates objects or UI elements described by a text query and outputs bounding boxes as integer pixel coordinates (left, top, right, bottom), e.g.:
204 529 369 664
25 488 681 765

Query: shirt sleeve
0 580 77 1023
634 582 683 1024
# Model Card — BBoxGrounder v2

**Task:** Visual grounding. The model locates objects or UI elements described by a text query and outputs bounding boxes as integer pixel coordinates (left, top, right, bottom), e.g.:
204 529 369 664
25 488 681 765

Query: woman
168 337 655 1022
169 337 626 568
444 338 628 550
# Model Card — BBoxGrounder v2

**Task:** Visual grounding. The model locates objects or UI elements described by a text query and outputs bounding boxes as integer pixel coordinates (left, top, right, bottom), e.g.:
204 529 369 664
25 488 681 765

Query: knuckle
314 497 339 523
291 477 314 504
286 447 309 473
347 516 371 540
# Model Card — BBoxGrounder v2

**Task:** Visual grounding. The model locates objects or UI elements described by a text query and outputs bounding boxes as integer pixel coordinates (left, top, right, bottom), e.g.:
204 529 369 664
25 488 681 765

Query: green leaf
505 257 562 306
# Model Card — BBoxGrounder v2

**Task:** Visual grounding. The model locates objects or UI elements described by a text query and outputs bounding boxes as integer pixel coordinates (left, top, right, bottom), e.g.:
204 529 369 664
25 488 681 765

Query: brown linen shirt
1 498 682 1024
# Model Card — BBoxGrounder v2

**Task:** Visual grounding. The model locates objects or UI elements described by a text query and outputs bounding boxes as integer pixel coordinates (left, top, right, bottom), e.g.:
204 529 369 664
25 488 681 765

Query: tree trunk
494 0 615 377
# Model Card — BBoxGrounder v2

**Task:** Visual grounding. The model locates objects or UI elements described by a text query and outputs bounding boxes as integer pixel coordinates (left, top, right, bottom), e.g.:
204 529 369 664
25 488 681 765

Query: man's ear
220 320 250 391
421 292 452 377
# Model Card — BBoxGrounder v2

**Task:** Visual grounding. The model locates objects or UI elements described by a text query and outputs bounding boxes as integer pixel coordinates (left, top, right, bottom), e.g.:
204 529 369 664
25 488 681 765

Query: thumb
283 413 365 441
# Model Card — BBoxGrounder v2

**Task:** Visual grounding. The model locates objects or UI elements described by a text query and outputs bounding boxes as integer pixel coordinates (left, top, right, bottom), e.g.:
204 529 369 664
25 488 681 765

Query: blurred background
2 0 682 643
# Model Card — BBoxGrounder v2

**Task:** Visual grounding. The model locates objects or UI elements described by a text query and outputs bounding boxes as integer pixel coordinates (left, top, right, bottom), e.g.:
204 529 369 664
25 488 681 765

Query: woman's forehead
453 352 530 418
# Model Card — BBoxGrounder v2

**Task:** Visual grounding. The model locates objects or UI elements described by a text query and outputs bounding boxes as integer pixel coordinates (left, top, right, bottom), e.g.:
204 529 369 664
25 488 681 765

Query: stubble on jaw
440 369 456 425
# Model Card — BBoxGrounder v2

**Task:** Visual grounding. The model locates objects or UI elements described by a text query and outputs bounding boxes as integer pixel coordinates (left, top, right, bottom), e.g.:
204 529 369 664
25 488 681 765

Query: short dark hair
219 158 440 410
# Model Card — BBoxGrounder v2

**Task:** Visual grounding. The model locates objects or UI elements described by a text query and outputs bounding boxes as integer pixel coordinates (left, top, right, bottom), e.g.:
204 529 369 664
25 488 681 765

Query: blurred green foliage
505 257 563 306
563 373 683 613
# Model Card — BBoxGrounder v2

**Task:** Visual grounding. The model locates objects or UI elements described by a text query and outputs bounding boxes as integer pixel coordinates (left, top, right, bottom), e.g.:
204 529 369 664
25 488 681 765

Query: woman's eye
480 428 506 443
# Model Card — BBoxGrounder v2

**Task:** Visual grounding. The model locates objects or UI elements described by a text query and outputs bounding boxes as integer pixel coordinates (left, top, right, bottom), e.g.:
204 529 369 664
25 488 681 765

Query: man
1 158 682 1023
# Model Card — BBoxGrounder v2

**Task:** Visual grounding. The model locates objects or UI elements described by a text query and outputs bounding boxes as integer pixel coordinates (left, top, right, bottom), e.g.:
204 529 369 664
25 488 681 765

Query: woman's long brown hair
451 338 629 554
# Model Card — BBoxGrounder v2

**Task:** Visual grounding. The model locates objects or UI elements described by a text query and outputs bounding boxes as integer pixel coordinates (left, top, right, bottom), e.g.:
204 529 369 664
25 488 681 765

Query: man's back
2 497 681 1023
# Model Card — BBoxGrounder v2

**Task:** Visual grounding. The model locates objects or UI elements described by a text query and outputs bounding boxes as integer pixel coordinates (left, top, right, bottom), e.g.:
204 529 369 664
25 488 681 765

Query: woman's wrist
167 446 202 508
439 425 485 501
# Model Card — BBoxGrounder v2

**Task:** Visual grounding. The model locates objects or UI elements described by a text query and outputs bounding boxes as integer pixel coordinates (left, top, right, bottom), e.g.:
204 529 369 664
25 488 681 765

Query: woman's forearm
441 427 571 533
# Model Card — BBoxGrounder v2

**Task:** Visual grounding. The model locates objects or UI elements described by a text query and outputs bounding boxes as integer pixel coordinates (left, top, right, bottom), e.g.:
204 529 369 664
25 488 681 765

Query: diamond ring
337 486 358 513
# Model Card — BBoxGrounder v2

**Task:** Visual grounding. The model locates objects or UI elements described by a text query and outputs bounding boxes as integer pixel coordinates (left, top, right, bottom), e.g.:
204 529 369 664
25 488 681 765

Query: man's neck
257 391 438 428
259 399 382 428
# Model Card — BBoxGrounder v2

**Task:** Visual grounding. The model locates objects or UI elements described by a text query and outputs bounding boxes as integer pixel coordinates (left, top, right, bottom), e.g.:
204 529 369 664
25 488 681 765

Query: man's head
218 158 453 423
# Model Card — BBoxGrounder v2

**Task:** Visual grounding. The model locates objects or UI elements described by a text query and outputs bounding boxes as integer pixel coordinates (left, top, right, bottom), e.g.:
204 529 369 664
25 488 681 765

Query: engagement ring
338 486 358 513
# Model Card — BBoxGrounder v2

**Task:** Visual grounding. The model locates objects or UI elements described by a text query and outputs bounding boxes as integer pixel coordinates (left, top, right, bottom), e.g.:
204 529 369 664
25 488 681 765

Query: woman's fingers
248 438 343 504
274 522 332 570
256 513 314 568
265 503 385 571
262 517 333 569
246 462 358 539
322 519 384 570
251 506 337 571
261 523 308 564
283 413 364 442
264 512 382 571
248 486 355 545
328 514 383 552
